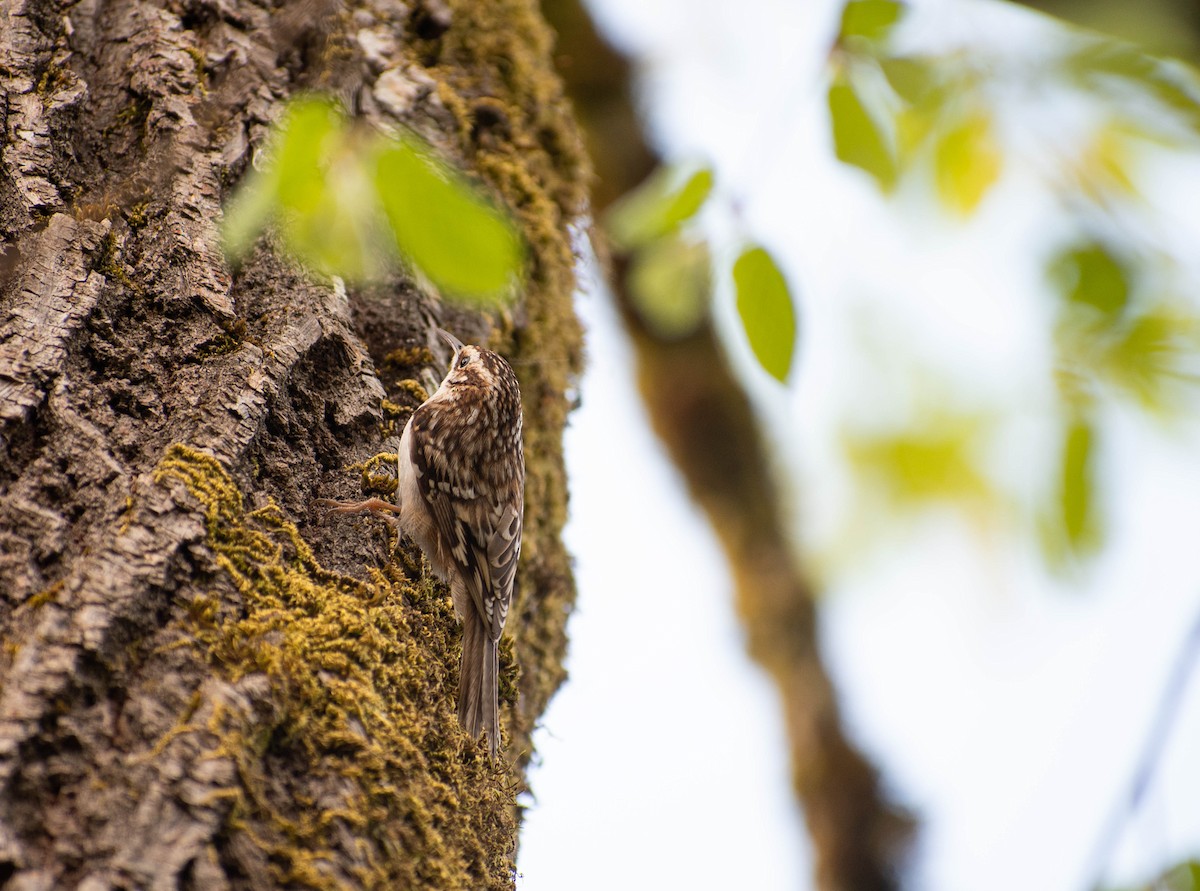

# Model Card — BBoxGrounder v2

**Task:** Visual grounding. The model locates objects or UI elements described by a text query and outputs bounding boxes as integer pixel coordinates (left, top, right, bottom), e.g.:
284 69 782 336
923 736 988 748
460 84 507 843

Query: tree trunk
0 0 588 887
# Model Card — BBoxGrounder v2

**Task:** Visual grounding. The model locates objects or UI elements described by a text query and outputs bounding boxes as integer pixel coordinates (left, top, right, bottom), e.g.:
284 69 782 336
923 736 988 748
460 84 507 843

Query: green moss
124 201 150 230
379 399 412 437
154 444 518 890
184 45 209 95
96 230 138 291
378 356 435 434
24 579 64 611
394 378 430 405
107 96 153 144
36 63 74 99
196 318 249 360
347 451 400 500
382 346 436 369
379 398 408 419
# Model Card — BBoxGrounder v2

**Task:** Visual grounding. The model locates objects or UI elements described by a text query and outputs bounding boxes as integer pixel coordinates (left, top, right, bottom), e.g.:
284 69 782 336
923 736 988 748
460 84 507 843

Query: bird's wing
410 406 520 641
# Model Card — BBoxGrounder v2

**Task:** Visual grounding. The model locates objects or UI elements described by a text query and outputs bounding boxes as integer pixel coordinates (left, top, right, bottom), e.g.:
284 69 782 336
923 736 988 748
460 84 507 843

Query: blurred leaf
1101 858 1200 891
1079 121 1141 195
376 138 523 301
289 137 391 281
627 235 712 339
896 104 938 163
1105 305 1200 410
1048 242 1130 318
733 246 797 383
1038 413 1102 568
934 110 1002 215
829 70 898 190
606 166 715 251
222 94 523 297
221 171 281 263
1066 39 1200 139
1160 860 1200 891
880 56 939 105
222 96 346 263
845 415 994 507
880 57 943 163
273 97 346 215
1060 415 1099 552
224 97 391 280
839 0 905 43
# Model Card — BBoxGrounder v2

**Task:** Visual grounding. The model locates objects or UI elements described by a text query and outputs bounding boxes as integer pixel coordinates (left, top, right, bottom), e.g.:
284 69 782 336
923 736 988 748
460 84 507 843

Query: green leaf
1066 40 1200 140
1060 415 1098 553
1038 412 1103 570
1105 305 1200 411
221 96 348 262
273 97 346 216
880 56 951 165
222 97 392 280
222 94 523 297
839 0 905 43
1048 242 1130 318
1044 247 1200 415
375 137 523 301
220 170 281 263
844 414 995 507
626 236 711 339
879 56 938 105
828 71 898 191
606 166 715 251
933 110 1002 215
733 246 797 383
1162 860 1200 891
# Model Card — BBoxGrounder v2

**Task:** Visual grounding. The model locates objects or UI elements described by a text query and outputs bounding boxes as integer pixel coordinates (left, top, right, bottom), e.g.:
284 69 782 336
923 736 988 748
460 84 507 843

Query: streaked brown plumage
322 329 524 758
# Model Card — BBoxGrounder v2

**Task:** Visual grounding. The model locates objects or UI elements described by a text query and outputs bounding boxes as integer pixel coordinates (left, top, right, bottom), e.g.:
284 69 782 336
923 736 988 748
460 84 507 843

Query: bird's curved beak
437 328 465 354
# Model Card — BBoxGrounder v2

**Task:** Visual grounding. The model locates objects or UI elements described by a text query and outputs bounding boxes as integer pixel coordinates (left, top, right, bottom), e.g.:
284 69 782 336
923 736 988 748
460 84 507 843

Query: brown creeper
322 329 524 759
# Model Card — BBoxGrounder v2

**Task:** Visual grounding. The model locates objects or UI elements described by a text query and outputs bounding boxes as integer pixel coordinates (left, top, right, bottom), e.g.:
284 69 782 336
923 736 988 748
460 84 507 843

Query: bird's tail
458 612 500 759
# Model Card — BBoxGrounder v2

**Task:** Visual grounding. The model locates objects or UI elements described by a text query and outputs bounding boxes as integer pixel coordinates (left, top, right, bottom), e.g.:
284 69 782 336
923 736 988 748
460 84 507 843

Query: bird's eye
458 353 470 368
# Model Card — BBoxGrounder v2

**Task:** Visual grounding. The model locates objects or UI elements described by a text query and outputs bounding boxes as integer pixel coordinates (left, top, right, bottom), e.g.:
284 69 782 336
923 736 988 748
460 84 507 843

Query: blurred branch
1086 604 1200 890
542 2 912 887
614 283 912 890
1011 0 1200 61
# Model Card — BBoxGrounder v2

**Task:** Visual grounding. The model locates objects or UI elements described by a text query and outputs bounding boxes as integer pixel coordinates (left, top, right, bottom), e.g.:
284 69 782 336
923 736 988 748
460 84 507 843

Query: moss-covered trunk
0 0 587 887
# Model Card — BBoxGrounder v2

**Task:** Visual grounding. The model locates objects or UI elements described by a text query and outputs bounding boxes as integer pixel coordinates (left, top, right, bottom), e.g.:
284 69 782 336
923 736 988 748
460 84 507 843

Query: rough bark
541 2 912 888
0 0 588 888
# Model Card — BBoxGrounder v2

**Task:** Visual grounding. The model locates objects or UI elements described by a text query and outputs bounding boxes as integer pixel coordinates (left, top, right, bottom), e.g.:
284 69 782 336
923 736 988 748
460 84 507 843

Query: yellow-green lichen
379 398 407 418
124 201 151 230
153 443 518 890
96 230 138 291
379 399 412 438
183 45 209 96
36 63 71 99
394 378 431 405
382 346 436 369
106 96 153 144
343 451 400 501
23 579 65 611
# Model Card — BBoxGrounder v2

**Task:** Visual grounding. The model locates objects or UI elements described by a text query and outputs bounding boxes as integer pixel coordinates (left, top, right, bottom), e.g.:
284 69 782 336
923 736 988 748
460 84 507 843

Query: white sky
518 1 1200 889
518 280 809 890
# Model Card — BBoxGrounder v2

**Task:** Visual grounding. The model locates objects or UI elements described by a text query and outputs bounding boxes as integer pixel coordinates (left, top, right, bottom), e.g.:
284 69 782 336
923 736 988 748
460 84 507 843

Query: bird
321 328 524 759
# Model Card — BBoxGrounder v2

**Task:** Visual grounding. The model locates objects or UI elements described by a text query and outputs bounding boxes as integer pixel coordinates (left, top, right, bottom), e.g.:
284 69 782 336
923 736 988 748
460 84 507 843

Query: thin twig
1085 602 1200 890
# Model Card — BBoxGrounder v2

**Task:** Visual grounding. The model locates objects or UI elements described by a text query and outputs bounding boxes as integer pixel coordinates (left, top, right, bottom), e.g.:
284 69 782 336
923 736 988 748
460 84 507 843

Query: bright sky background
518 1 1200 889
